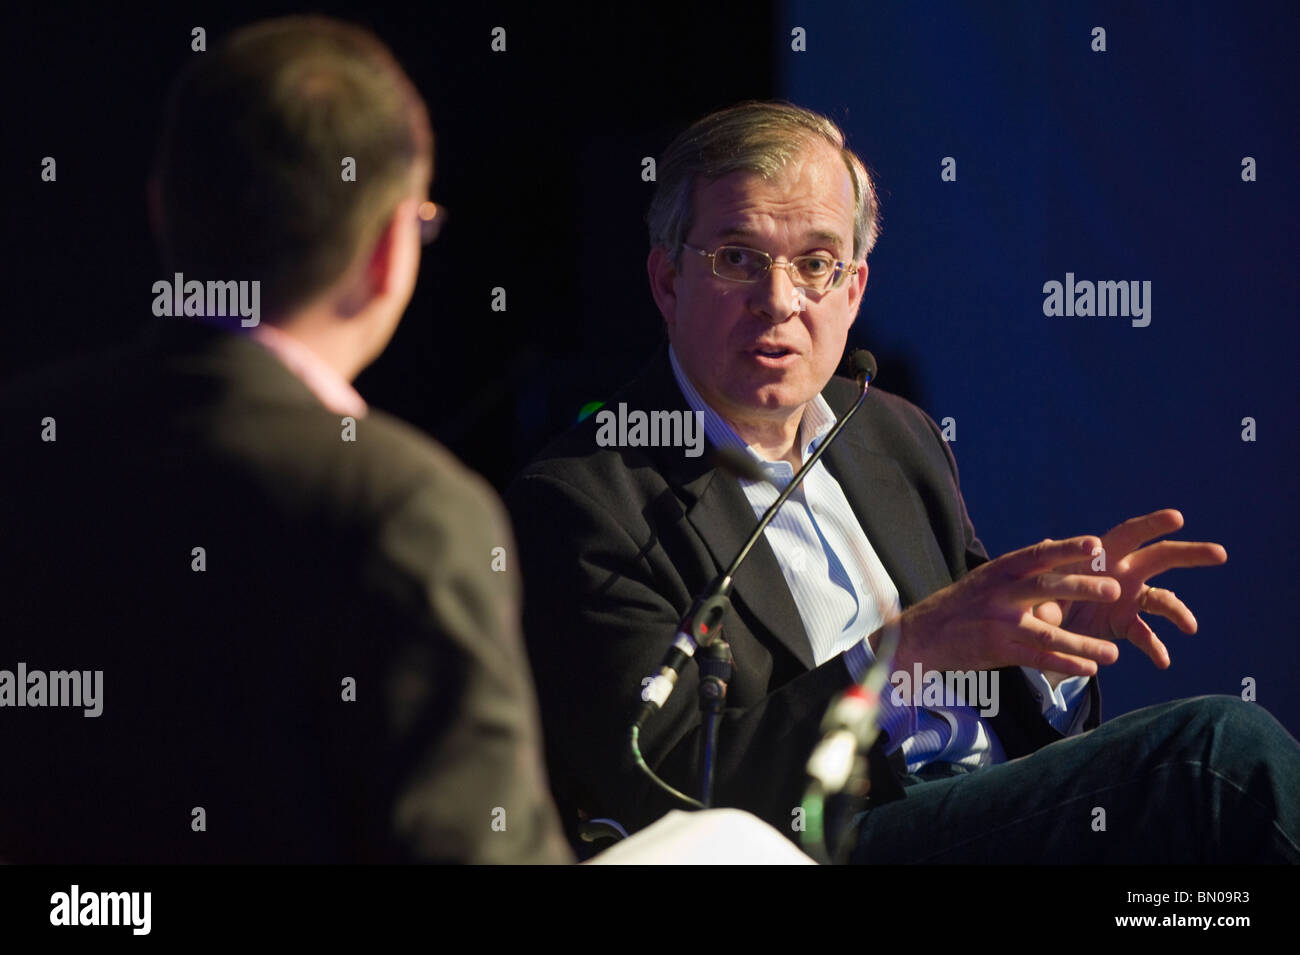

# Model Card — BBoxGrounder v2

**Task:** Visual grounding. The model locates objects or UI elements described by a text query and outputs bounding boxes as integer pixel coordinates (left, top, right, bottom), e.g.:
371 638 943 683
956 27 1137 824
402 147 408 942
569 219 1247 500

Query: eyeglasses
683 242 859 292
417 201 447 245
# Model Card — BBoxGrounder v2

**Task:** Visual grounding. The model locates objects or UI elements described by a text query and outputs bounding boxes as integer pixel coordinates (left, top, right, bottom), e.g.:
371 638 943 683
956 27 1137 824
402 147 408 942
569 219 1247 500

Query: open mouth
752 346 796 363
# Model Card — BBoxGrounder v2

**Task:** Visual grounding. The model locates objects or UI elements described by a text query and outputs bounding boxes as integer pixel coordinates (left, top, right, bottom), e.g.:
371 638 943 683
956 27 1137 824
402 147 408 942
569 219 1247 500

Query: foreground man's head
149 15 436 378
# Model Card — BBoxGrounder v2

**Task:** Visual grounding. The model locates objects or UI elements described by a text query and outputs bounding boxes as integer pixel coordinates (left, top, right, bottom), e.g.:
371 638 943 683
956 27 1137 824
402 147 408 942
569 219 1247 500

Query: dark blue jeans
851 696 1300 863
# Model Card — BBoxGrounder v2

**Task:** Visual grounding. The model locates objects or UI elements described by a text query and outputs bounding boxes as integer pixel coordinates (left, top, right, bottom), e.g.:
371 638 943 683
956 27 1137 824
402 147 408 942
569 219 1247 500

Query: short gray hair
646 101 881 265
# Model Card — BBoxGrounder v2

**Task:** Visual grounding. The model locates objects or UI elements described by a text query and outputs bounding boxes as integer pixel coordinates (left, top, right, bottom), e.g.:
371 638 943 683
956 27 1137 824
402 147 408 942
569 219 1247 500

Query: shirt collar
245 323 368 418
668 344 834 470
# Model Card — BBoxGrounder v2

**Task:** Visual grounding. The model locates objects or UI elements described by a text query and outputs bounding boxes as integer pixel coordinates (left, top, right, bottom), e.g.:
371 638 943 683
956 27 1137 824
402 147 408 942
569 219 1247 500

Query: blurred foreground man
506 101 1300 862
0 16 571 863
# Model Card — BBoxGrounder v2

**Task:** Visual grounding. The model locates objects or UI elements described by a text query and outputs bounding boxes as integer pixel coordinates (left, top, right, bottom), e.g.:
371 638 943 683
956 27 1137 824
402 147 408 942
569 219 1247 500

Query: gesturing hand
1039 509 1227 670
874 535 1123 678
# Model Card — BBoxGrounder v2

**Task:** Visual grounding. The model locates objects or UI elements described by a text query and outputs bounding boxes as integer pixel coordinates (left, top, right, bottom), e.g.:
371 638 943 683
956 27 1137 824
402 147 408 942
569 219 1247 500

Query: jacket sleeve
335 468 575 863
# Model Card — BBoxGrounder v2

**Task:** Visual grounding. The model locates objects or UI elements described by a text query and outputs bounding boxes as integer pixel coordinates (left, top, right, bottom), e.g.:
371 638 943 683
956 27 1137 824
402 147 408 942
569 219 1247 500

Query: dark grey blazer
0 319 572 863
506 343 1100 843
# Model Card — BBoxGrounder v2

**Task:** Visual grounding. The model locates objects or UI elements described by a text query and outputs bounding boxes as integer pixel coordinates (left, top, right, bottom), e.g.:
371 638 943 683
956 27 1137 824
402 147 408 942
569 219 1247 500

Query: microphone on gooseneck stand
628 349 879 810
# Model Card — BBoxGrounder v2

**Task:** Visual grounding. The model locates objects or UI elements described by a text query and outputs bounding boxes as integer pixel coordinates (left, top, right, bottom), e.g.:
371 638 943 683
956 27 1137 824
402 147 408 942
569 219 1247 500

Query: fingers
1006 614 1120 674
994 536 1103 580
1122 613 1170 669
1140 585 1198 634
1007 572 1120 606
1102 509 1184 557
1127 540 1228 579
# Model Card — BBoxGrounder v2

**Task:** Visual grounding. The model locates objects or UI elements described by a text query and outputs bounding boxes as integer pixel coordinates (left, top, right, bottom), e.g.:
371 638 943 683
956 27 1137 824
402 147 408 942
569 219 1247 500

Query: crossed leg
852 696 1300 864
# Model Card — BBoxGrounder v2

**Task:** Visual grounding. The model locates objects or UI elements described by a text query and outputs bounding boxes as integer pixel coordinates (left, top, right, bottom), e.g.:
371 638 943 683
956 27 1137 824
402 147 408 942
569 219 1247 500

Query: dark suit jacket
0 319 572 864
505 343 1101 845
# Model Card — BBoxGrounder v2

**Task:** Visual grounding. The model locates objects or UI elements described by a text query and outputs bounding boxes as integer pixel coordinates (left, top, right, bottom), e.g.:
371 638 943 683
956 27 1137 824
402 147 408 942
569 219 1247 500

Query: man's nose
748 264 804 324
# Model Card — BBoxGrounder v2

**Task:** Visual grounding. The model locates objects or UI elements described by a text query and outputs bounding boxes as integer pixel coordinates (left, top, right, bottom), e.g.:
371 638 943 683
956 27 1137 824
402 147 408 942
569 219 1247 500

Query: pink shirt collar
245 323 368 418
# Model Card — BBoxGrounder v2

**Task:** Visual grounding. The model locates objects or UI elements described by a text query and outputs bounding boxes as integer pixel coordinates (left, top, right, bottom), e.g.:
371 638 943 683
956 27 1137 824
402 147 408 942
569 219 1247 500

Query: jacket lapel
679 466 817 669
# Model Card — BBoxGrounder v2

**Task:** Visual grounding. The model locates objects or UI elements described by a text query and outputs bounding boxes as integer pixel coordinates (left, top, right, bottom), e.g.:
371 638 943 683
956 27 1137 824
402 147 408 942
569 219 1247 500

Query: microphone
801 615 901 863
632 349 879 729
805 646 896 794
848 349 876 388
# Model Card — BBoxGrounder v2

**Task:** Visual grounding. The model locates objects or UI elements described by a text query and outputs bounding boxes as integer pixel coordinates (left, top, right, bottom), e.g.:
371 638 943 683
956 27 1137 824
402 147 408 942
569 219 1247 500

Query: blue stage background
782 1 1298 733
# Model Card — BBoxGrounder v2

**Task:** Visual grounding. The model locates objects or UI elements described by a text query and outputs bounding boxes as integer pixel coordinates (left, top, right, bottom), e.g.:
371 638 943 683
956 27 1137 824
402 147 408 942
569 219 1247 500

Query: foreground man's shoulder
363 409 505 510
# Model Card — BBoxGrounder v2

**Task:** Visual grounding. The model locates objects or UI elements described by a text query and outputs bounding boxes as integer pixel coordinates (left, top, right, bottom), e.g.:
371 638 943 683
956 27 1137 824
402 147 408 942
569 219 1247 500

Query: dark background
5 1 1297 734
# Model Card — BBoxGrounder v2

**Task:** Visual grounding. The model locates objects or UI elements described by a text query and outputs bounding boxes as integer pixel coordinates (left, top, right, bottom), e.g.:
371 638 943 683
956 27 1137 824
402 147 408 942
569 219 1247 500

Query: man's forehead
714 224 845 248
690 143 855 250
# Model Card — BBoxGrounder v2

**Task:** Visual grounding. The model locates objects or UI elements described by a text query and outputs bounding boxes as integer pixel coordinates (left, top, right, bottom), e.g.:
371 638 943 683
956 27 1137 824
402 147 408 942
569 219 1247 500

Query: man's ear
329 198 416 319
365 199 413 298
647 245 679 333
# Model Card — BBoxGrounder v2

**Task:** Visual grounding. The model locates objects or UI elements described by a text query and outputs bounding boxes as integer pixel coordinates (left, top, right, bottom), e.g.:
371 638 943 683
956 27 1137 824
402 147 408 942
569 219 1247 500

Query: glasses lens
793 255 839 291
713 246 767 281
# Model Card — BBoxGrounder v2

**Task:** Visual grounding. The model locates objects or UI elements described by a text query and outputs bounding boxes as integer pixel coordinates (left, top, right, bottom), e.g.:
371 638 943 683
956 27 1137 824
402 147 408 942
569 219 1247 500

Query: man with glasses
506 101 1300 862
0 16 571 864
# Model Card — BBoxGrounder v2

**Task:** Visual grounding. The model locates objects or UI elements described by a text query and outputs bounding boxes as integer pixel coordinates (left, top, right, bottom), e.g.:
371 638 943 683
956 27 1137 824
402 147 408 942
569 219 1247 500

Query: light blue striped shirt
669 347 1089 772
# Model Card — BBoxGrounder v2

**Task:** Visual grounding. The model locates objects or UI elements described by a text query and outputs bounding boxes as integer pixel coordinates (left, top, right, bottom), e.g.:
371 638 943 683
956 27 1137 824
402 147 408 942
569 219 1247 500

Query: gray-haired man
506 101 1300 862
